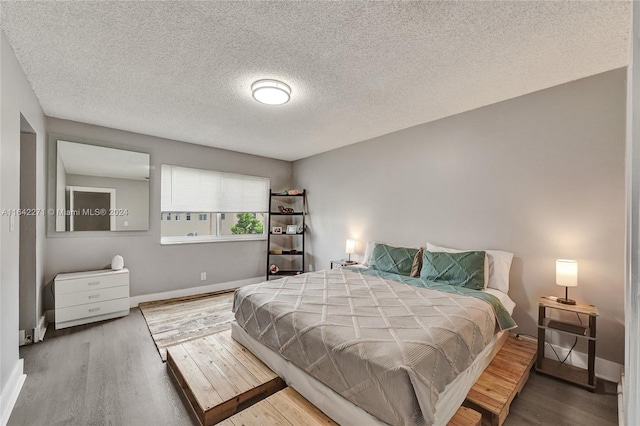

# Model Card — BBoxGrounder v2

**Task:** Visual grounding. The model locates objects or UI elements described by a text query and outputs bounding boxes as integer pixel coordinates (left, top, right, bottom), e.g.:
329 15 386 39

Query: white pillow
426 242 513 294
361 241 421 267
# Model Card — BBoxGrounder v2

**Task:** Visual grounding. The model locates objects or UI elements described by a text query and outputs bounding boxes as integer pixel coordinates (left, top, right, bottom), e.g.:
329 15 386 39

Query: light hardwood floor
9 308 618 426
505 370 618 426
9 309 197 426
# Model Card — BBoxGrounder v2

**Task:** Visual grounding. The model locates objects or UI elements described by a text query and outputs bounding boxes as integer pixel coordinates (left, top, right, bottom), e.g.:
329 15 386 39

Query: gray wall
65 174 149 231
293 69 626 364
626 3 639 421
0 31 47 406
55 150 66 231
45 118 292 301
19 133 37 336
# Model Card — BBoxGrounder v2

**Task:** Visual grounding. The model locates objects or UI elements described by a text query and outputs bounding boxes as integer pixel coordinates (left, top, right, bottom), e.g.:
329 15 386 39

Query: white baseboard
129 276 264 307
0 359 25 426
543 342 622 383
34 315 47 342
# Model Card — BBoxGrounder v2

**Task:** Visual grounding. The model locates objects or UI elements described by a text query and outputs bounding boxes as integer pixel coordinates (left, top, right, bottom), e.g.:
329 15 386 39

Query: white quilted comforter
233 268 498 426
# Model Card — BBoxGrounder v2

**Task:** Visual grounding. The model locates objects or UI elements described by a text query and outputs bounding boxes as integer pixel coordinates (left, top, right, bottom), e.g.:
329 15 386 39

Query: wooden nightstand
330 260 358 269
536 297 598 391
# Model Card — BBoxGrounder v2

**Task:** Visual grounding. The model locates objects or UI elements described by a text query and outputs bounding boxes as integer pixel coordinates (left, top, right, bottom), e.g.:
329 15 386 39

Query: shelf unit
535 297 598 391
266 190 307 280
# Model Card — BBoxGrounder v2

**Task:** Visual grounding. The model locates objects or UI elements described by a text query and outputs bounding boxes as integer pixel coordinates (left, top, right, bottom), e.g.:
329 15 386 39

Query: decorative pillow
420 250 486 290
369 243 420 276
410 248 424 278
426 242 513 294
362 240 420 267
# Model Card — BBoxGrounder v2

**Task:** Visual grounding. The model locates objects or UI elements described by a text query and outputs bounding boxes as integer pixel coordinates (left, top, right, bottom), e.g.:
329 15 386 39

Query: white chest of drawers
54 268 130 329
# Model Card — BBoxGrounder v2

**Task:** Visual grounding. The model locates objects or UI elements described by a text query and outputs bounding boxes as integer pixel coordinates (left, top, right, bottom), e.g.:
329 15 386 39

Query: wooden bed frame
166 329 513 426
167 326 536 425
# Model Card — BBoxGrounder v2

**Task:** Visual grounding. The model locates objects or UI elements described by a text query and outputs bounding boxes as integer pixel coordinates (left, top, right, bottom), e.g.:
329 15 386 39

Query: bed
232 244 516 426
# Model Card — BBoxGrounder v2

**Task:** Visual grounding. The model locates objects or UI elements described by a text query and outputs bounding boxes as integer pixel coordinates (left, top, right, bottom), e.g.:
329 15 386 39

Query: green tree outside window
231 213 264 234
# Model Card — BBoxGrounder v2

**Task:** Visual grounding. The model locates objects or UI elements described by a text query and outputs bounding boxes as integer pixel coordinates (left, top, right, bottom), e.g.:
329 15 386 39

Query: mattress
231 322 507 426
233 268 516 425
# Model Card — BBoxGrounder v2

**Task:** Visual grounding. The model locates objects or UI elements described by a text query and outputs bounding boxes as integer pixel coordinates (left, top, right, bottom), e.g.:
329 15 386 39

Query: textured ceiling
58 141 149 180
0 1 630 161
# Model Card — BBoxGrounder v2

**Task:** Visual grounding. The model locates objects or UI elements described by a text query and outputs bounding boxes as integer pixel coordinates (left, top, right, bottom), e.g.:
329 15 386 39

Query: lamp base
557 298 576 305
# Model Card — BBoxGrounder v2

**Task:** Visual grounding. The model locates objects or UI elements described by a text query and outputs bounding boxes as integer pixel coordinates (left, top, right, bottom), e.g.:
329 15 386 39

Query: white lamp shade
345 239 356 254
556 259 578 287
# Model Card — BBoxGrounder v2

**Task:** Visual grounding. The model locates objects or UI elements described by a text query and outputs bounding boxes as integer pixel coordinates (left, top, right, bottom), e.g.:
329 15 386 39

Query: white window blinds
161 165 269 212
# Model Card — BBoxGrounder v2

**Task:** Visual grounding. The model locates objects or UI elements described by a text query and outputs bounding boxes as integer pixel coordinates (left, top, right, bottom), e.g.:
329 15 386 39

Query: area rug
139 290 235 361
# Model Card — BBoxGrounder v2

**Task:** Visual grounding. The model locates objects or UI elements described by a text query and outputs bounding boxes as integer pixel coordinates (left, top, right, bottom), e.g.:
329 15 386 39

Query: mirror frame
47 134 152 237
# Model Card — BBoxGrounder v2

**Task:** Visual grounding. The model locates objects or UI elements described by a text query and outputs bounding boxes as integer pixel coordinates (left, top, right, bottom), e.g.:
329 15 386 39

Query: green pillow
420 250 485 290
370 244 420 276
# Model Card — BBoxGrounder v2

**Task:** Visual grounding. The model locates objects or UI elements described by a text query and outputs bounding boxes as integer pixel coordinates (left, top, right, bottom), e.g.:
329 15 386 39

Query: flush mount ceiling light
251 79 291 105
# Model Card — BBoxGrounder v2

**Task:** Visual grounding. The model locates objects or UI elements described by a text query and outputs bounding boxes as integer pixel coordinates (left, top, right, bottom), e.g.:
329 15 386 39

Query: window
220 212 265 236
161 211 217 238
161 165 269 244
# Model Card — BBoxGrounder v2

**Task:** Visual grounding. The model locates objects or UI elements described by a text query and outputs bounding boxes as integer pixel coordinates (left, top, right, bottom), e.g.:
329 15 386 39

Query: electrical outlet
308 264 314 272
200 272 206 281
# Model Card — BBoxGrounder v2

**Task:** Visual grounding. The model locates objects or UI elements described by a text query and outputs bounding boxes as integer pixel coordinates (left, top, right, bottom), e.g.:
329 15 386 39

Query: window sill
161 235 267 245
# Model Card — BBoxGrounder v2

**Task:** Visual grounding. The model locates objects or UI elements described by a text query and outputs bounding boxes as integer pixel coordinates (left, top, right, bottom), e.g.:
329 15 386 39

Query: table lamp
556 259 577 305
345 239 356 263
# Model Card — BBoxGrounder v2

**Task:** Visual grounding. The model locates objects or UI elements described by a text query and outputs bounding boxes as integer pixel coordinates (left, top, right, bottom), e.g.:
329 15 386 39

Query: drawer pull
88 294 101 299
88 307 101 313
88 281 101 286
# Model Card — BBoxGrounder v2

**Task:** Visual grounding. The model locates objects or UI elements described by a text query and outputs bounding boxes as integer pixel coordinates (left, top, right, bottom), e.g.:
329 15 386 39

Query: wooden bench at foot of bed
219 386 482 426
166 331 286 426
167 329 483 426
217 386 337 426
463 335 537 426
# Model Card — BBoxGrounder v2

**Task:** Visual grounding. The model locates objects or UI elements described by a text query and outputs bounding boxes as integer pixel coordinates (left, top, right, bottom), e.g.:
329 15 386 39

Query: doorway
67 186 116 231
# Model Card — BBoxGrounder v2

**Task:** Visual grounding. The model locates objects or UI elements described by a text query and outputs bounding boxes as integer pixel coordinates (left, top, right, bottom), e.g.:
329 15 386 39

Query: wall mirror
54 140 150 232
